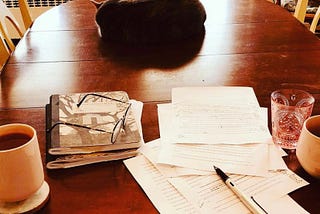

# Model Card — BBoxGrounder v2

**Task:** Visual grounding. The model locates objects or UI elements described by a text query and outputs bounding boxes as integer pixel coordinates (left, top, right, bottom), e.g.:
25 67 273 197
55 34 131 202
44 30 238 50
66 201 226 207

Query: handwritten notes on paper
124 154 199 214
124 87 309 213
156 87 288 176
171 87 271 144
124 140 309 214
171 104 271 144
158 103 278 176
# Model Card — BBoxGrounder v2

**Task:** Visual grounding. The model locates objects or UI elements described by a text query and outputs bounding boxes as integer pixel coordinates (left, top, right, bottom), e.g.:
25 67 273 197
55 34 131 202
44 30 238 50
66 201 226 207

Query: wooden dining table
1 0 320 213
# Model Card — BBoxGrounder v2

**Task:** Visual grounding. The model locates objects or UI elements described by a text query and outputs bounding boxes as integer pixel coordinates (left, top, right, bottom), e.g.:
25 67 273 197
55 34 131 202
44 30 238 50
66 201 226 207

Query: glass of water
271 89 314 150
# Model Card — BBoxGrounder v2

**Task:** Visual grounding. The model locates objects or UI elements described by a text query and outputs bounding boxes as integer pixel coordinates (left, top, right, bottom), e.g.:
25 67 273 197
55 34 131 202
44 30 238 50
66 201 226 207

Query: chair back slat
294 0 309 23
310 5 320 33
0 32 10 73
0 0 24 52
18 0 33 29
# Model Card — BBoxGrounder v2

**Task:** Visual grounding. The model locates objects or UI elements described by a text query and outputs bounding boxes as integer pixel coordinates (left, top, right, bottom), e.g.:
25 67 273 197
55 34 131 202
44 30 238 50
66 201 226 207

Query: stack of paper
124 87 309 213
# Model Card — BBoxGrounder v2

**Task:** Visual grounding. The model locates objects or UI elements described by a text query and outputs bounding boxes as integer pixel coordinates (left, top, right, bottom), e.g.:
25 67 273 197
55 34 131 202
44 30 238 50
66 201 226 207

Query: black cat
92 0 206 45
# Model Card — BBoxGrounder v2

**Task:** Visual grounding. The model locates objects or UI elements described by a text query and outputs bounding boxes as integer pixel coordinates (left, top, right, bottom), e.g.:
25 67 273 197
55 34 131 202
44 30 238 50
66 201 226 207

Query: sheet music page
170 87 271 144
157 104 280 176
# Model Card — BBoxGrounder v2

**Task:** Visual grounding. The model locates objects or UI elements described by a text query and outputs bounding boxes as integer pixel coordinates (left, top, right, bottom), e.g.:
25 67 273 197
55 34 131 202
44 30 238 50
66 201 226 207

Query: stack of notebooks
45 91 144 169
124 87 310 214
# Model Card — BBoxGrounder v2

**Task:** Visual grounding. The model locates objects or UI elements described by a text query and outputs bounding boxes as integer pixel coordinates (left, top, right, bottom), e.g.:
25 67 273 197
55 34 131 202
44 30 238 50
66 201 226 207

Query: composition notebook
45 91 143 169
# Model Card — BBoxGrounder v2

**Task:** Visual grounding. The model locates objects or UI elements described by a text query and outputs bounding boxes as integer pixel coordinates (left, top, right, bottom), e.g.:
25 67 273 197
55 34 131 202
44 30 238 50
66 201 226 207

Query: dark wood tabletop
1 0 320 213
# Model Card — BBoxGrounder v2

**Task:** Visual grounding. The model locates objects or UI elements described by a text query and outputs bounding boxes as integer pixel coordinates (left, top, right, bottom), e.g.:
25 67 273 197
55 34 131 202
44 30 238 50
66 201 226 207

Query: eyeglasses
47 93 132 144
77 93 127 107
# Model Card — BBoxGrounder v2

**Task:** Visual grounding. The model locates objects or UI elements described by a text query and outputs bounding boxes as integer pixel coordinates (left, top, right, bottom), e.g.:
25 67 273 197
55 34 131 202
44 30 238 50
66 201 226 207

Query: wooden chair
294 0 308 23
310 6 320 33
293 0 320 33
0 0 24 52
0 32 10 73
18 0 33 29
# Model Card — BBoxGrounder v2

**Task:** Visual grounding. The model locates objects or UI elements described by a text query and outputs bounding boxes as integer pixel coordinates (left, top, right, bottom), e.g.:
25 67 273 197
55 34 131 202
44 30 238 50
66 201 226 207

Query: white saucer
0 181 50 213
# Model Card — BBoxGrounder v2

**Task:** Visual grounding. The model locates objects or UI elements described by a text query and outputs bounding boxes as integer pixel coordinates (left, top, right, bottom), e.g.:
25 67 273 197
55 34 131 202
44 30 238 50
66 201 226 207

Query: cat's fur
92 0 206 45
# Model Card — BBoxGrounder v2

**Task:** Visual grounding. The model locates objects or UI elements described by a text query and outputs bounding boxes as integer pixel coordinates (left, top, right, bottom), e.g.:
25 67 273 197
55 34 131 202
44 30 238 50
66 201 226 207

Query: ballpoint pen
213 165 268 214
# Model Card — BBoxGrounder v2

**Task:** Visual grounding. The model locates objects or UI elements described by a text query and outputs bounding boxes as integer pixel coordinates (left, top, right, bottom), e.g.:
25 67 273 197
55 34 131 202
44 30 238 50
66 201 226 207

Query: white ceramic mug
296 115 320 178
0 124 44 202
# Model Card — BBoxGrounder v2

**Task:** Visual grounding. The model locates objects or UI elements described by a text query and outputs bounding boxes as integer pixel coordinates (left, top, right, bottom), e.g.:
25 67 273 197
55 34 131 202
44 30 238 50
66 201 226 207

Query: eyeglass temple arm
77 93 127 107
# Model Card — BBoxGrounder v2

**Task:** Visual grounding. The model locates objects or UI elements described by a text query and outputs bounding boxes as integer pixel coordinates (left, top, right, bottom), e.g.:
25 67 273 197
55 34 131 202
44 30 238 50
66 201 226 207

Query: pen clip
250 196 268 214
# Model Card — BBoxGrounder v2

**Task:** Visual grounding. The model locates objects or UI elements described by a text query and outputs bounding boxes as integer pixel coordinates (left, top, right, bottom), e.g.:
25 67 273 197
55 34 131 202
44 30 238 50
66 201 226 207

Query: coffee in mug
0 124 44 202
0 133 32 150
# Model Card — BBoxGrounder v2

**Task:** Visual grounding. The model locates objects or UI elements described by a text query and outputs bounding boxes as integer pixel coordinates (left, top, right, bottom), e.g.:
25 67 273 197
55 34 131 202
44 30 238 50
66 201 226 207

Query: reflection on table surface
1 0 320 213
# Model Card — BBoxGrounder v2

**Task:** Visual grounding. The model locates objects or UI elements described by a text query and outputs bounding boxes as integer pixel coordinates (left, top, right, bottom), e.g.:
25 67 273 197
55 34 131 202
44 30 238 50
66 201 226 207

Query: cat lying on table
91 0 206 45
